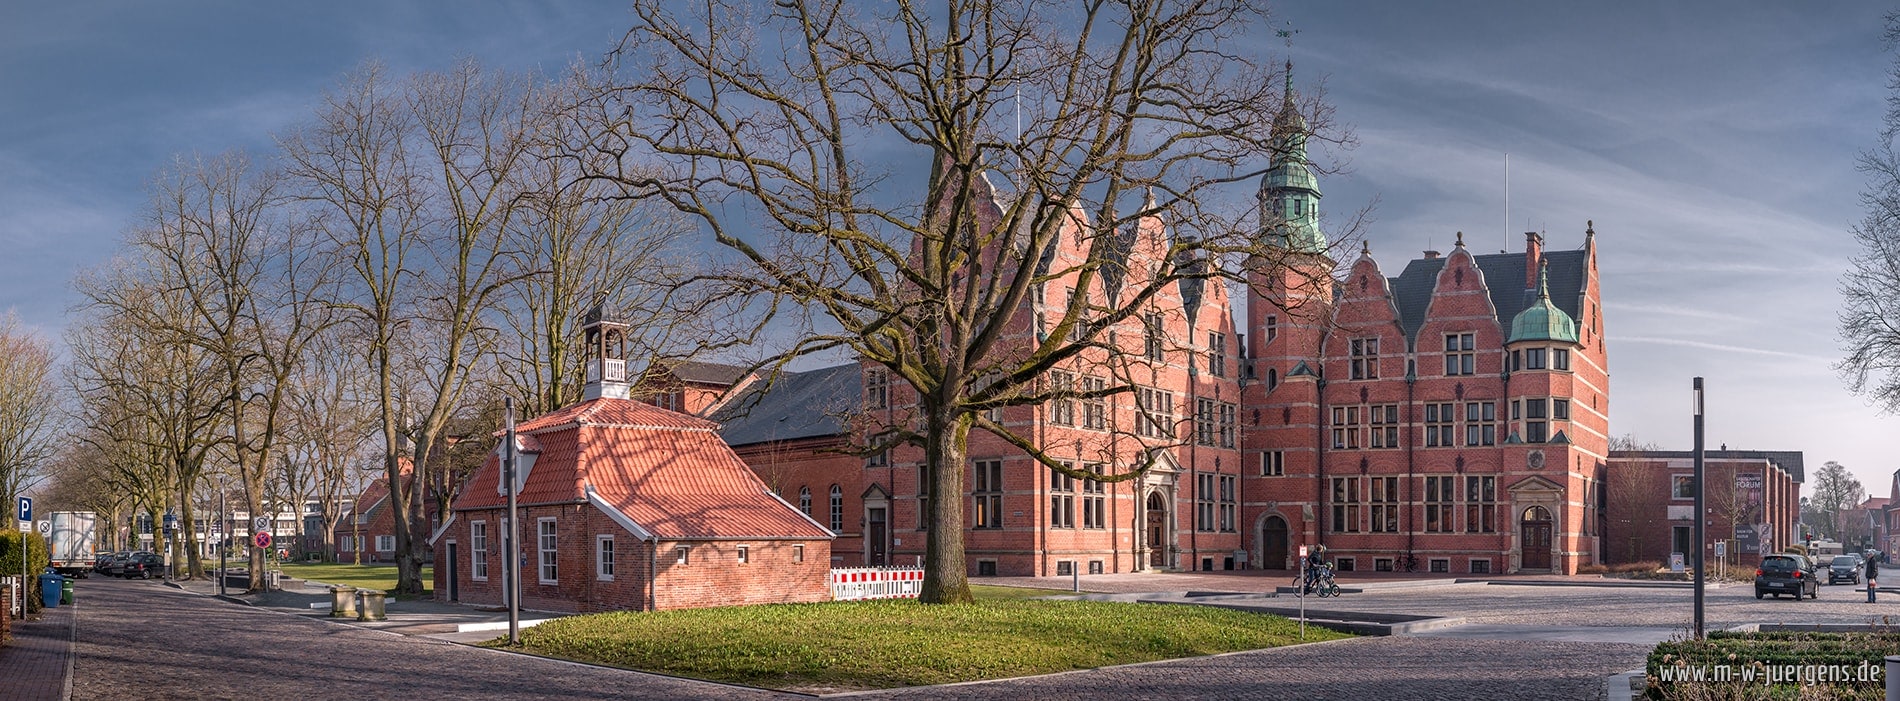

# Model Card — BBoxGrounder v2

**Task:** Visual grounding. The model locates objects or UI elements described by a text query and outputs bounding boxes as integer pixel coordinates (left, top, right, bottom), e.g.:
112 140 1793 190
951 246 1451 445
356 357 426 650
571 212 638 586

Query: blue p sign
15 496 28 522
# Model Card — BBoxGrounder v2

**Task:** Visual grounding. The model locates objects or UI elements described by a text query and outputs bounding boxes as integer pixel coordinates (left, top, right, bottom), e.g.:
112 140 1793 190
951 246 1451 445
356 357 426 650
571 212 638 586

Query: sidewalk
0 601 75 701
164 574 566 643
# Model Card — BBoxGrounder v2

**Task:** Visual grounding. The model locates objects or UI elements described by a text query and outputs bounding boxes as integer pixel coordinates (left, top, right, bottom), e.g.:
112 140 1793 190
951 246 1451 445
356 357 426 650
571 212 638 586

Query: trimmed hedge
1646 631 1896 700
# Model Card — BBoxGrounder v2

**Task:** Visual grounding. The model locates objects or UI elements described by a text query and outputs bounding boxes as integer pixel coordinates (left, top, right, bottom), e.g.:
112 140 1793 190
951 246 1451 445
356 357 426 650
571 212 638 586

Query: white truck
48 511 98 578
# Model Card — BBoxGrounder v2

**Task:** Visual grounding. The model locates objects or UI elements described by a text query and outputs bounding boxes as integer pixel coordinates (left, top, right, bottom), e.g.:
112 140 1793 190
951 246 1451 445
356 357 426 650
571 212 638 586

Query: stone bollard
356 589 387 622
1885 655 1898 701
331 585 359 618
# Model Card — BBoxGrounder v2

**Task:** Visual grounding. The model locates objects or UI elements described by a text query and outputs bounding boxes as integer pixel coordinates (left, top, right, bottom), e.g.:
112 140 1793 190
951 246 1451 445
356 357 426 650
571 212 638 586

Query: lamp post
218 476 227 597
504 397 520 646
1692 377 1706 639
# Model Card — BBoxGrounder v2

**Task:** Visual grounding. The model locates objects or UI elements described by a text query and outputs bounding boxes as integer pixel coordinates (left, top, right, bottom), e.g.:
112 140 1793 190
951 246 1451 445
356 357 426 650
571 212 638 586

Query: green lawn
969 584 1063 600
502 598 1346 691
278 563 433 595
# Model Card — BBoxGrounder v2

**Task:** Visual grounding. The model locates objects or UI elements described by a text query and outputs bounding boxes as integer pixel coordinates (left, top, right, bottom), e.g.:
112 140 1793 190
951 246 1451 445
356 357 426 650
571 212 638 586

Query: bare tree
1841 13 1900 413
585 0 1348 602
1810 461 1864 542
0 314 59 510
283 332 379 562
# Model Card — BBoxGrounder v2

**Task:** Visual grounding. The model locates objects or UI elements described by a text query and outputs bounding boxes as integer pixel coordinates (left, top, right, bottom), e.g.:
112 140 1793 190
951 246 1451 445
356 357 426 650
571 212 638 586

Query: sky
1 2 1894 495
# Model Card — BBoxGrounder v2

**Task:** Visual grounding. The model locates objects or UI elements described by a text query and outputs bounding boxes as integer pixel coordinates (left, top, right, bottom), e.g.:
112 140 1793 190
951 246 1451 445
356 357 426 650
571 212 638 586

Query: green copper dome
1509 264 1579 344
1259 61 1325 255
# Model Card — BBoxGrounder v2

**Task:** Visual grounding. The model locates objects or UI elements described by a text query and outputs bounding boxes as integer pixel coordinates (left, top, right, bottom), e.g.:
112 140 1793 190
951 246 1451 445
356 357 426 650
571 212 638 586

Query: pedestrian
1867 555 1879 604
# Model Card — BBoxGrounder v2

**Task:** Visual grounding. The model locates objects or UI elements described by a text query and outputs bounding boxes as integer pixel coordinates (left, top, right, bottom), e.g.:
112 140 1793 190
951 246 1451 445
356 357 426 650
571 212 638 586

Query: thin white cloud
1617 336 1832 363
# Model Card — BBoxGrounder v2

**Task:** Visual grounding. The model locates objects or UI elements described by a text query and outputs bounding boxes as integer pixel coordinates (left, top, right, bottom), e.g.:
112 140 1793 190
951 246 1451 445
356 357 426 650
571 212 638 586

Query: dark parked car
96 551 133 577
1755 553 1818 600
1829 554 1865 585
119 552 165 580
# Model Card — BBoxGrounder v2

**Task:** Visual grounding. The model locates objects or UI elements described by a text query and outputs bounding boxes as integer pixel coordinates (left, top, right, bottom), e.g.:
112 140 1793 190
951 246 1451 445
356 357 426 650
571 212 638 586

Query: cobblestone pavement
0 601 74 701
69 577 799 701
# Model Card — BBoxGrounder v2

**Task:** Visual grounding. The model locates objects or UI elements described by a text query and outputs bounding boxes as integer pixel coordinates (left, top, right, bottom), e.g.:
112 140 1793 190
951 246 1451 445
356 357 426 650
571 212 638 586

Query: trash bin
60 576 73 605
331 585 359 618
356 589 387 622
38 571 62 609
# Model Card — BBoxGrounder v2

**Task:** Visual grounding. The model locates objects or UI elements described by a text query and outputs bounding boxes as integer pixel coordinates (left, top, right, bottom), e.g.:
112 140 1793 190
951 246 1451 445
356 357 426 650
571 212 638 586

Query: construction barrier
830 566 924 601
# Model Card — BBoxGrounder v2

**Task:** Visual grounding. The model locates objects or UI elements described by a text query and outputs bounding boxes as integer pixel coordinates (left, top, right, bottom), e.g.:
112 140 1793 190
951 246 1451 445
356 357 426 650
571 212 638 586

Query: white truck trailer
49 511 98 578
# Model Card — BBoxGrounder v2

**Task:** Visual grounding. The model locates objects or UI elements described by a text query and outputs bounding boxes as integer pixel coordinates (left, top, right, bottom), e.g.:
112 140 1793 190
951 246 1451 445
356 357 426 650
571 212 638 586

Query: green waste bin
61 576 73 604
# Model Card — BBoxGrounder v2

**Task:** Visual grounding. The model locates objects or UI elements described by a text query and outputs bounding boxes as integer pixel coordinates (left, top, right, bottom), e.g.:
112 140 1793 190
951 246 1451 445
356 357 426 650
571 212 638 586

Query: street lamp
504 396 521 646
218 475 227 597
1692 377 1706 639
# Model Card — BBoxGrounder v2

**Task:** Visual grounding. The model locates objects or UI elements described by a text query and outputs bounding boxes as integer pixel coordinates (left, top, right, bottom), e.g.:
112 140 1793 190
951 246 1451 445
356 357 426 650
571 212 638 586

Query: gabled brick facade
1602 451 1802 566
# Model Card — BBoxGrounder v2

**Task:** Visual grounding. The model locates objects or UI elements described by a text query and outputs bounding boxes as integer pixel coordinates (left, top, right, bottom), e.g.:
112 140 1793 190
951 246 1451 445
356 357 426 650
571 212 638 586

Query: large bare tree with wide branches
583 0 1352 602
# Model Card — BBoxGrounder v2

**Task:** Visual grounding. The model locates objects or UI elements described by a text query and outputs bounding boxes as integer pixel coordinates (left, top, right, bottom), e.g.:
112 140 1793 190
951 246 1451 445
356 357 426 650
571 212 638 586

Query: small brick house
334 465 411 564
1602 450 1803 567
432 310 834 612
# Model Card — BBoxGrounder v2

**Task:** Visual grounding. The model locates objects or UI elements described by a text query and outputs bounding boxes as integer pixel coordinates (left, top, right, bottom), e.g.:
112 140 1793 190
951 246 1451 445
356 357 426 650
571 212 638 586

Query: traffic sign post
253 531 272 549
16 497 28 603
16 496 29 522
253 516 270 533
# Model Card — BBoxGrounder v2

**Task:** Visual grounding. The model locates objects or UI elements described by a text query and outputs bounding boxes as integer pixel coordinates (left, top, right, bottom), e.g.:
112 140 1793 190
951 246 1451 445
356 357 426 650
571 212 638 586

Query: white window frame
596 535 615 581
470 521 489 581
736 544 750 564
375 535 395 552
537 517 559 584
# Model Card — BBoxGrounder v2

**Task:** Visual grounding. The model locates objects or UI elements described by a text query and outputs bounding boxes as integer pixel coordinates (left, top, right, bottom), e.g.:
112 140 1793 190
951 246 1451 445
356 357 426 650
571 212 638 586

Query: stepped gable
1389 248 1588 344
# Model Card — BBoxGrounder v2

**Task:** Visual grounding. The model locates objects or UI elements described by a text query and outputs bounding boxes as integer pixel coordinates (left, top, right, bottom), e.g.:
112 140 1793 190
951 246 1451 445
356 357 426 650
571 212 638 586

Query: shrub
1646 632 1894 699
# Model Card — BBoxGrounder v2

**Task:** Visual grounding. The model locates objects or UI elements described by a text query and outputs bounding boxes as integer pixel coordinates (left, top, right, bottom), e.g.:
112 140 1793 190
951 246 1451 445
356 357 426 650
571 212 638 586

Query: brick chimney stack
1524 231 1543 289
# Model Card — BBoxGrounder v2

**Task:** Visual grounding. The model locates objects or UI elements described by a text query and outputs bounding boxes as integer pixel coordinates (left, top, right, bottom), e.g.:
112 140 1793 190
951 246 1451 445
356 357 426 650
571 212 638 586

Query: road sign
35 521 50 536
253 516 270 532
253 531 272 549
1714 541 1727 558
15 496 29 522
1298 545 1309 558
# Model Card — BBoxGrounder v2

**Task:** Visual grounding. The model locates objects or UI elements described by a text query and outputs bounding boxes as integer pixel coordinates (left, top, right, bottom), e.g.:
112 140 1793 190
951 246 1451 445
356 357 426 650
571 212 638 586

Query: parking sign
15 496 29 522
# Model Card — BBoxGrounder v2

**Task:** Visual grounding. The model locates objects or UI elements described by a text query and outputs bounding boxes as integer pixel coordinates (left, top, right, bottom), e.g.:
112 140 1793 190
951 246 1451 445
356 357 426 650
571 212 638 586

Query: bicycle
1396 554 1418 573
1292 563 1341 597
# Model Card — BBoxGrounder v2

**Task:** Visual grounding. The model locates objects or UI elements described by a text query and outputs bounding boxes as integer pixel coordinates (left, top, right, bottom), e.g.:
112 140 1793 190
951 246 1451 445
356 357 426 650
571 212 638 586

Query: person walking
1866 555 1879 603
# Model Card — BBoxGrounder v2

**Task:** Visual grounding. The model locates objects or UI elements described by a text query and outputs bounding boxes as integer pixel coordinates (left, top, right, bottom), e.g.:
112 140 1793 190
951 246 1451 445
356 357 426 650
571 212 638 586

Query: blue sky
2 2 1894 496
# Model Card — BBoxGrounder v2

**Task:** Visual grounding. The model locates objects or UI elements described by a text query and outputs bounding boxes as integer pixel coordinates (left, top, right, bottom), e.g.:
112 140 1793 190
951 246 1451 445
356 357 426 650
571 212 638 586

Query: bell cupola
581 304 630 401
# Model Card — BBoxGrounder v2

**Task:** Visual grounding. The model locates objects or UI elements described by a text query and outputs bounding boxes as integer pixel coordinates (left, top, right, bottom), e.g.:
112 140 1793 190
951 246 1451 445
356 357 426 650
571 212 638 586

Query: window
1429 558 1450 573
865 446 889 468
1219 475 1237 533
1375 558 1393 572
977 560 997 576
1207 332 1226 377
537 518 558 583
1056 560 1075 576
1330 406 1361 449
1425 476 1455 533
1525 399 1548 443
736 545 750 564
1195 398 1218 446
1349 338 1380 380
1261 451 1285 477
1553 399 1570 421
376 535 395 552
973 459 1003 528
1464 401 1497 446
676 545 690 565
1369 404 1399 448
1049 371 1075 426
1553 348 1571 371
1218 402 1237 448
1464 476 1497 534
829 485 844 532
1524 348 1546 370
1064 288 1082 341
1144 312 1165 362
1424 402 1454 447
1443 333 1475 375
1136 387 1175 438
1672 526 1693 557
1370 476 1399 533
864 369 888 409
793 544 805 563
652 389 683 412
596 535 615 581
1082 463 1106 529
917 466 931 530
799 487 812 515
470 521 489 580
1672 475 1695 500
1470 559 1491 574
1081 376 1108 430
1050 464 1076 529
1196 474 1216 531
1330 477 1362 533
1265 315 1279 343
1335 557 1355 572
1089 560 1104 574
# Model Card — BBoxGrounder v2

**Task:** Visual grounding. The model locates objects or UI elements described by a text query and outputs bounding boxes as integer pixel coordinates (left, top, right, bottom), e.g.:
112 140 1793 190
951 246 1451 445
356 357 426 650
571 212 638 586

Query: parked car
119 552 165 580
96 551 133 577
1755 553 1818 600
1829 554 1865 585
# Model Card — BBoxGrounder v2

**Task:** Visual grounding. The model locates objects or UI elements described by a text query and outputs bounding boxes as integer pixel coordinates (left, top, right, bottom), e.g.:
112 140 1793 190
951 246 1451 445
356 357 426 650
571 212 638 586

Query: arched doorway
1520 505 1553 570
1146 492 1168 569
1261 515 1289 570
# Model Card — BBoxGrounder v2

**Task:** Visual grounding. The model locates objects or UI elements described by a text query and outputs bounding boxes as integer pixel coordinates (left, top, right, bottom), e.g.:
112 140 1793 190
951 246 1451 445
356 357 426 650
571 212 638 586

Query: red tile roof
454 397 830 541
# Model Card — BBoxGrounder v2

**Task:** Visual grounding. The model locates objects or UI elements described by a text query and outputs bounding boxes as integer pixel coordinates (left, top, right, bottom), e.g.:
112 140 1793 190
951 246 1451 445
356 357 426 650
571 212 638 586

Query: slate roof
1609 450 1807 483
715 363 863 448
667 360 752 386
454 397 831 540
1389 248 1588 346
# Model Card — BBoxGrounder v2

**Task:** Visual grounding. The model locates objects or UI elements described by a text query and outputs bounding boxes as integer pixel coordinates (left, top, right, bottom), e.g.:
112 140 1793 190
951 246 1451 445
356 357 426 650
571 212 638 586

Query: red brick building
1602 451 1803 567
333 465 416 564
433 311 833 612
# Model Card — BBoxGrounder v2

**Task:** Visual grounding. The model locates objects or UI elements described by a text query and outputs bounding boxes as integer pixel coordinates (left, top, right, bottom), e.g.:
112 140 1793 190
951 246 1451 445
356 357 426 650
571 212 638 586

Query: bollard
1886 655 1899 701
331 585 358 618
356 589 387 622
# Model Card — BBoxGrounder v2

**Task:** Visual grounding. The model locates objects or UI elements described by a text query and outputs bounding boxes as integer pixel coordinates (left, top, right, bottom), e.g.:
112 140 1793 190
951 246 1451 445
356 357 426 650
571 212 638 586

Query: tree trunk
920 409 973 604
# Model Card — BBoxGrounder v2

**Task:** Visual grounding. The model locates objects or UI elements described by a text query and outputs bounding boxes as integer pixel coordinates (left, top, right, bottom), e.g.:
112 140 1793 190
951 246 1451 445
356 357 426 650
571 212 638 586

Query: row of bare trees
55 59 697 593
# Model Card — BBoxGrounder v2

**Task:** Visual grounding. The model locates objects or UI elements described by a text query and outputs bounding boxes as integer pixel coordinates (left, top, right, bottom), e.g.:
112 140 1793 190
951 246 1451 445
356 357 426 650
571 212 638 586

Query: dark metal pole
218 476 227 597
505 397 520 645
1693 377 1706 639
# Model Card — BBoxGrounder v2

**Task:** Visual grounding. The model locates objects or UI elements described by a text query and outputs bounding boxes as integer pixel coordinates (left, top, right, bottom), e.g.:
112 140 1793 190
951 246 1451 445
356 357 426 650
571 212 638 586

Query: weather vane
1275 21 1299 49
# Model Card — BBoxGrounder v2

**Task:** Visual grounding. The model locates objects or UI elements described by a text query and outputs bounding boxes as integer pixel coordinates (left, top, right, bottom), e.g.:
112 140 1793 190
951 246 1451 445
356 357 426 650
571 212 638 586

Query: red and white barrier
829 566 924 601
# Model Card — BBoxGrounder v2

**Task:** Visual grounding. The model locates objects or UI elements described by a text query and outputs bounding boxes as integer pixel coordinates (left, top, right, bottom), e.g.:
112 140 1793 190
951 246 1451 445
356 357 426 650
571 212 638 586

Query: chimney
1524 231 1543 289
1423 250 1441 260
